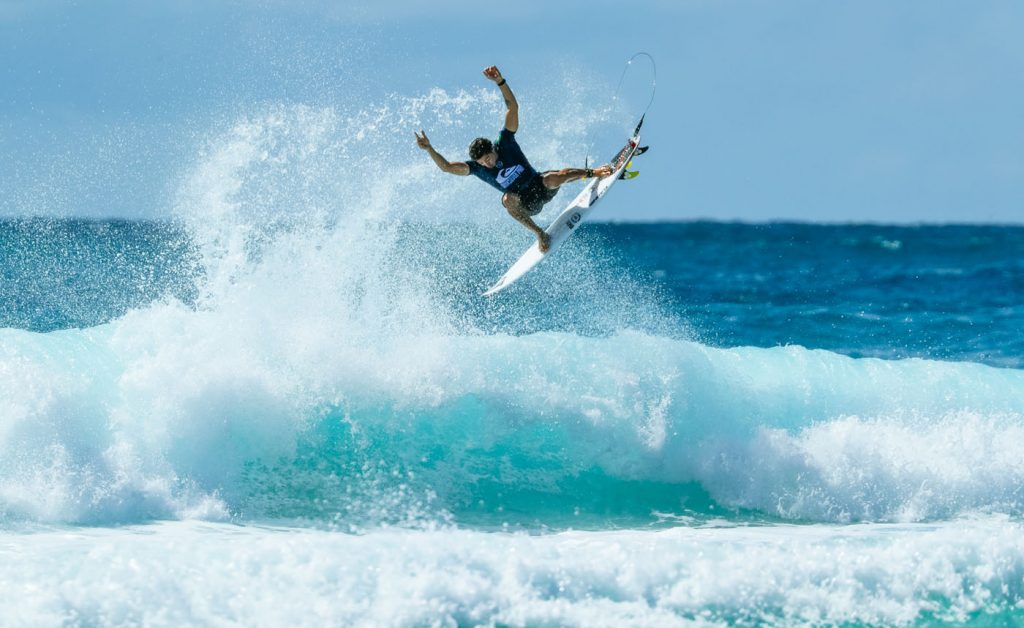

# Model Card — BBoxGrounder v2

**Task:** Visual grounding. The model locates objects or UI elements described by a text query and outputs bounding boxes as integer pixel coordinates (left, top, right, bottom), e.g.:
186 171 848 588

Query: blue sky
2 0 1022 222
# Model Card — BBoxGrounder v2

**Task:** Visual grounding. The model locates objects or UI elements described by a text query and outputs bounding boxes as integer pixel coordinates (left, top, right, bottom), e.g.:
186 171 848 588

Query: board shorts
516 172 559 216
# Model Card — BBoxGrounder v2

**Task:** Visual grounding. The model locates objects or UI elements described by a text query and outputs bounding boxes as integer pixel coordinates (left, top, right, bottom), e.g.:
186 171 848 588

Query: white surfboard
483 116 646 297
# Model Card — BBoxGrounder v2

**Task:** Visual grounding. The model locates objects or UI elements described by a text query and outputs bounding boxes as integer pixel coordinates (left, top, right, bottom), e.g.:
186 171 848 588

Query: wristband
497 78 506 86
585 168 593 178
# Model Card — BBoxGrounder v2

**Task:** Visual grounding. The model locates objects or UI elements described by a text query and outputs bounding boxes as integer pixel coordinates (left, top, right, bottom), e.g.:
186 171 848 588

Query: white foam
1 518 1022 626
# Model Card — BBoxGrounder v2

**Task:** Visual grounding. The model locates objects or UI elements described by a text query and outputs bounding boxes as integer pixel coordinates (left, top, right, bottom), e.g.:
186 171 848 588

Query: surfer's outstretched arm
415 131 470 175
483 66 518 133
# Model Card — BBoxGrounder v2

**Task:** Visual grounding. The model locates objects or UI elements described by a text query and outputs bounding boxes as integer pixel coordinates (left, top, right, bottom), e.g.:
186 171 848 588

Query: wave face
2 98 1024 530
3 324 1023 526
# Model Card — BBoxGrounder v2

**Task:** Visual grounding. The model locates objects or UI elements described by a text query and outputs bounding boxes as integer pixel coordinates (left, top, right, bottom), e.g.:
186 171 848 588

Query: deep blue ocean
2 212 1024 625
6 220 1021 367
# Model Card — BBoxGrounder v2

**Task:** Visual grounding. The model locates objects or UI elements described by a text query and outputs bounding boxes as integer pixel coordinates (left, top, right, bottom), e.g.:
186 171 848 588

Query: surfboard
482 116 647 297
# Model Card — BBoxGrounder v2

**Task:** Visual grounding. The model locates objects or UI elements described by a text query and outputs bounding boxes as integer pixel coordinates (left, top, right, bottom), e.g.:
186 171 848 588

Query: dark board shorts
517 172 560 216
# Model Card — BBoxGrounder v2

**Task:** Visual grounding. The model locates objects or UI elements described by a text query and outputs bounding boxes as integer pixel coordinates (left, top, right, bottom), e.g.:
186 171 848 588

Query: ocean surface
2 105 1024 626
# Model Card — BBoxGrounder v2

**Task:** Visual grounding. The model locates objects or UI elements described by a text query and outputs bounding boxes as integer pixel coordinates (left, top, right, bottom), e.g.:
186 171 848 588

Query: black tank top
465 128 538 194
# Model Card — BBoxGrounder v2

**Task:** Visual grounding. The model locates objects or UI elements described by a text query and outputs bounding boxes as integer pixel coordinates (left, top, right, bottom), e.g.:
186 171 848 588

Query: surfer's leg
540 168 584 189
503 193 551 252
541 165 613 188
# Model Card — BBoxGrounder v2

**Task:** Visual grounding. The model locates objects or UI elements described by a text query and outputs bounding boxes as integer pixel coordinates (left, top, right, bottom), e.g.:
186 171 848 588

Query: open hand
483 66 503 83
414 130 432 150
593 164 613 178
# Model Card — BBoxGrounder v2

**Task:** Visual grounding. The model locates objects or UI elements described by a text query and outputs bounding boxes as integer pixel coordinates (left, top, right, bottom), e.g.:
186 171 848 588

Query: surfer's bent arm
484 65 518 133
415 131 469 175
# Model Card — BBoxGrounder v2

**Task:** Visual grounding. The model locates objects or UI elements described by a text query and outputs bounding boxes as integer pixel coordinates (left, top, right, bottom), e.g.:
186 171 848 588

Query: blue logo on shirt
496 165 524 188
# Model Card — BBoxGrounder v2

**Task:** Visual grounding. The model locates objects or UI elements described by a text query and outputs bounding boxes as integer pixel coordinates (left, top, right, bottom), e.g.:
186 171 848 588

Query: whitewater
2 88 1024 625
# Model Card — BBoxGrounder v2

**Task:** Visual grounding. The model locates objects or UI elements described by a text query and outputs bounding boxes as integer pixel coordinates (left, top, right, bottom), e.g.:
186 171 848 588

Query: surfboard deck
483 117 646 296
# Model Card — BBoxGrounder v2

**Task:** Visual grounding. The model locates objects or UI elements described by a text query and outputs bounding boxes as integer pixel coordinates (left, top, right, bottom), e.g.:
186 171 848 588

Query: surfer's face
476 151 498 169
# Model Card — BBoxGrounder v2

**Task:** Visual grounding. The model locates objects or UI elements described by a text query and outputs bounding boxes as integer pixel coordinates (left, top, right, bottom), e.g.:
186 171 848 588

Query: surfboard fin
619 170 639 180
633 145 649 157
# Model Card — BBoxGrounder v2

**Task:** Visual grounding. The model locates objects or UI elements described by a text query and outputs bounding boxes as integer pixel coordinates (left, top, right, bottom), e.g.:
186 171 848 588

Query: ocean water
2 102 1024 626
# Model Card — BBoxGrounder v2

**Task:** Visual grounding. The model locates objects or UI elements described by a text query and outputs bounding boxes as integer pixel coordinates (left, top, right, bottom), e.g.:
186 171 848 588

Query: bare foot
538 232 551 253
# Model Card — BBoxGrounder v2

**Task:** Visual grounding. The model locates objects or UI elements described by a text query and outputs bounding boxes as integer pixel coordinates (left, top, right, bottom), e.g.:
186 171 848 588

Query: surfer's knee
503 193 523 214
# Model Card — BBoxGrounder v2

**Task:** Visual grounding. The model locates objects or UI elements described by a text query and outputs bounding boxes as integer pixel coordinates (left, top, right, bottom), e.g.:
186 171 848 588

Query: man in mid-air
415 65 612 253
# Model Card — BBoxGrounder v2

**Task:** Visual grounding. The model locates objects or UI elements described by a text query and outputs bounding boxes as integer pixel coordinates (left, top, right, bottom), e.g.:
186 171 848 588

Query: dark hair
468 137 493 160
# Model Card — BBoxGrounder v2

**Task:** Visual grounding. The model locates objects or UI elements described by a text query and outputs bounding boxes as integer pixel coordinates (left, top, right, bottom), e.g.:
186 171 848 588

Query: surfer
415 65 612 252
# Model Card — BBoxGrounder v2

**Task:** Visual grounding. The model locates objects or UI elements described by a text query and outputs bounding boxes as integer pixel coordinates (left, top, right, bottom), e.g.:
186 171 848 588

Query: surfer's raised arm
483 66 518 133
415 130 470 176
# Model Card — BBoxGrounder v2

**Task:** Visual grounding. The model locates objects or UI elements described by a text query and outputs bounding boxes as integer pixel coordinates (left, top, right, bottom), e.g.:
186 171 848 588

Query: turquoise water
2 102 1023 624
